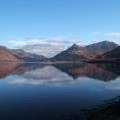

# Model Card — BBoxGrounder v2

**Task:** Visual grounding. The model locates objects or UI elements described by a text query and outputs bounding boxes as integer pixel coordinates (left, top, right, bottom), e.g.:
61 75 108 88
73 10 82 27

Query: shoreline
0 59 120 64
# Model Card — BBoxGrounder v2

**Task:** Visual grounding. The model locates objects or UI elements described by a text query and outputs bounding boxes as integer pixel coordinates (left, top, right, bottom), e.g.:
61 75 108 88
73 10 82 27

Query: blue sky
0 0 120 57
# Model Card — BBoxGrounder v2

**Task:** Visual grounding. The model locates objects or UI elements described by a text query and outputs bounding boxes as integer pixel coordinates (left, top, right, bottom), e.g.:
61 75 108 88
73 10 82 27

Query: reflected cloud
10 65 74 85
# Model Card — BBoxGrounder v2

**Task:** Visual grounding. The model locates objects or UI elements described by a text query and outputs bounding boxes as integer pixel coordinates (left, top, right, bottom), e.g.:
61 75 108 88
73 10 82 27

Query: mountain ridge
0 40 119 62
85 40 119 55
52 40 119 62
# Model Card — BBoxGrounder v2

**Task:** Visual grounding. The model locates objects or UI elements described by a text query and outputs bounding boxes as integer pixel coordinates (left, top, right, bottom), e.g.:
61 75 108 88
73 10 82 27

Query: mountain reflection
0 63 46 79
101 64 120 77
53 63 119 81
0 63 120 83
0 63 120 120
0 63 19 79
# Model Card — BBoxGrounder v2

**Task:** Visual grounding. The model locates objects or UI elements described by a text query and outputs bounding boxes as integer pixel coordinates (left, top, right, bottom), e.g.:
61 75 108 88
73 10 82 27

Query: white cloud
105 33 120 38
8 36 84 57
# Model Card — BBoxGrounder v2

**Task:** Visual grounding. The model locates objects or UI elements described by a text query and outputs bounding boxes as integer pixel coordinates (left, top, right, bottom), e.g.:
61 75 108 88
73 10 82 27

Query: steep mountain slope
85 40 118 55
52 44 97 61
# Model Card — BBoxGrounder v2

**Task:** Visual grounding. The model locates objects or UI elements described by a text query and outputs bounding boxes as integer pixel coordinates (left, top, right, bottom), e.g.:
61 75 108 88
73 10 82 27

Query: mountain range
52 40 119 62
0 40 119 63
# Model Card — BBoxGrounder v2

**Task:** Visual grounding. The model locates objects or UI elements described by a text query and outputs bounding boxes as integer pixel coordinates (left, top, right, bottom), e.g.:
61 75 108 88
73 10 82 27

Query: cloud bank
9 36 84 57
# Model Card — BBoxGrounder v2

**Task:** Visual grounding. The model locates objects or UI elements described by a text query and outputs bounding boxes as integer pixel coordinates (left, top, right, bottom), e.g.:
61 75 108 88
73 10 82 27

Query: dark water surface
0 63 120 120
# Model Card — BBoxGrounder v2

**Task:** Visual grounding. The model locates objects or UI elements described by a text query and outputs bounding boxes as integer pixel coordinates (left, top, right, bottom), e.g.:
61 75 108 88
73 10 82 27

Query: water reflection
53 63 119 81
0 63 19 79
101 64 120 77
0 63 46 78
0 63 120 120
0 63 120 83
11 65 73 85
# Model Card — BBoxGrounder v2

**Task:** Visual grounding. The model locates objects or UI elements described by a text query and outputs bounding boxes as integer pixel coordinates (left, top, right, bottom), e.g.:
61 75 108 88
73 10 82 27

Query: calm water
0 63 120 120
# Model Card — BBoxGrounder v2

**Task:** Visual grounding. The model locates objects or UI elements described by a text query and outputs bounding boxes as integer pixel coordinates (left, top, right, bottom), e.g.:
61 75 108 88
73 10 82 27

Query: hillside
11 49 47 62
0 46 18 62
99 46 120 59
0 46 47 62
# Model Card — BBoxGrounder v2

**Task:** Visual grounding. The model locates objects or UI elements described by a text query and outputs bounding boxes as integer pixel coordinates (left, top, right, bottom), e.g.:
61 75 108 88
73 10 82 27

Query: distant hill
11 49 47 62
0 46 47 62
85 40 118 55
51 44 97 61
